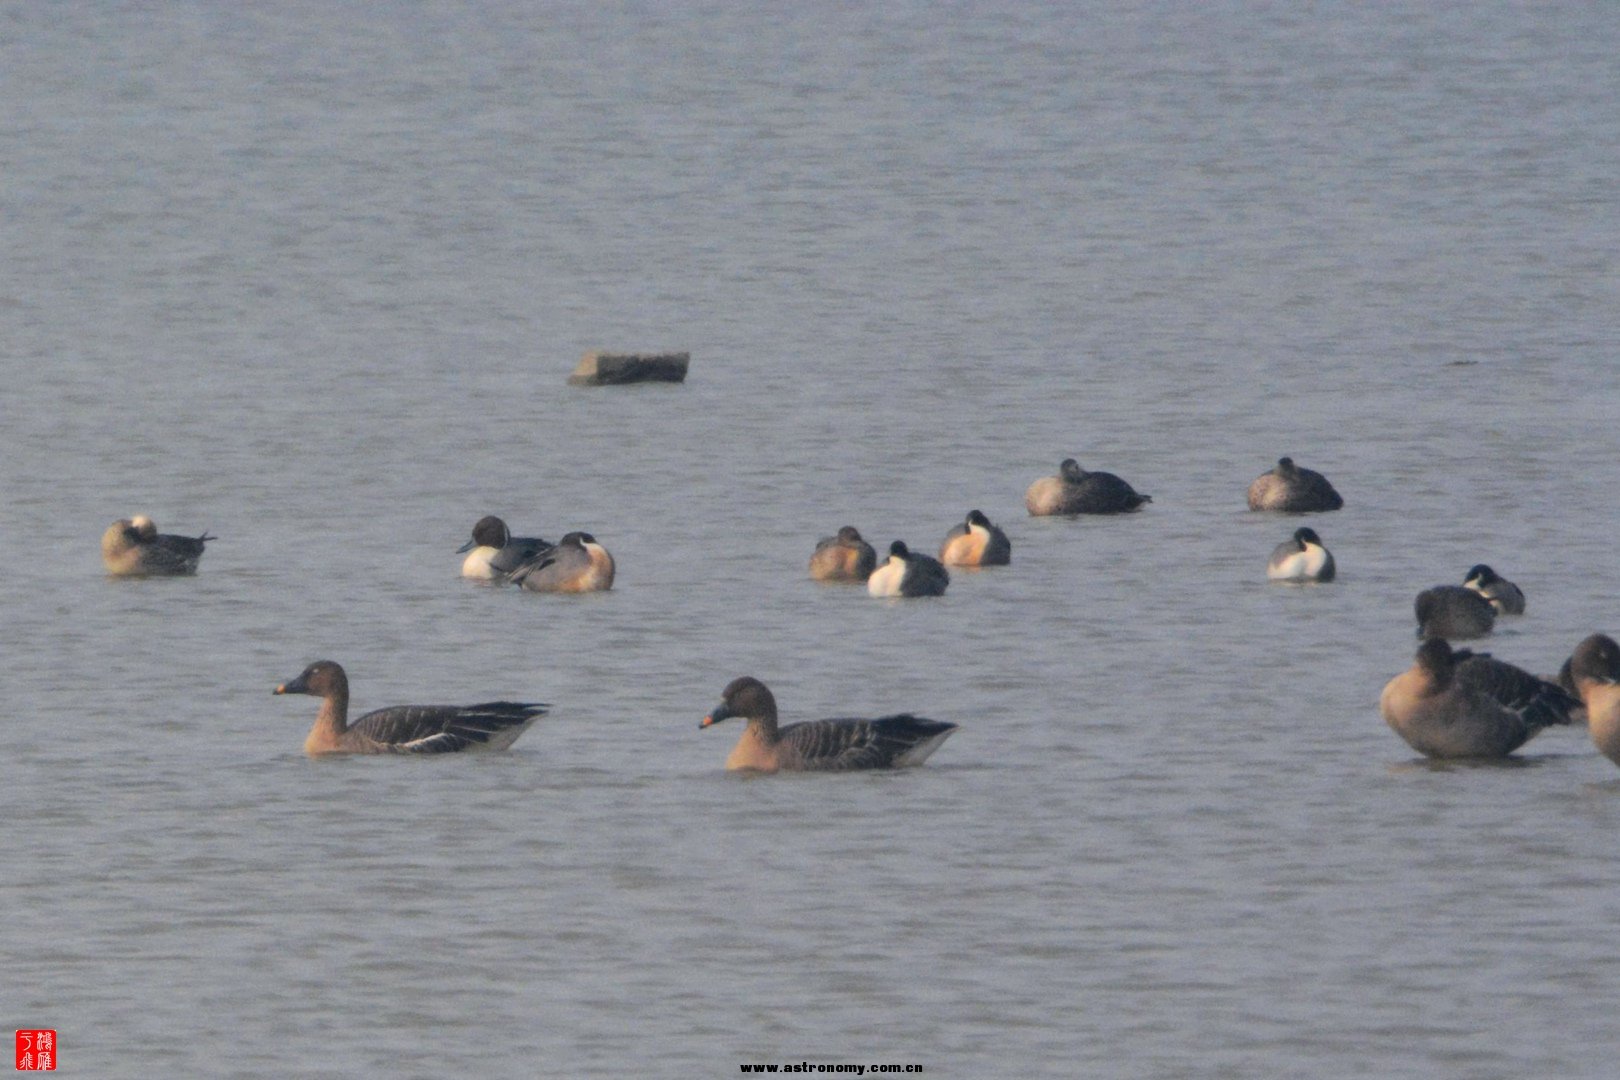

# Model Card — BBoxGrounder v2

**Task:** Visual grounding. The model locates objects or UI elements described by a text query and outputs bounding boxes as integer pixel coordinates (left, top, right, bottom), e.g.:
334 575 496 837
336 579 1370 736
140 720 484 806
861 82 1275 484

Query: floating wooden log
567 350 690 386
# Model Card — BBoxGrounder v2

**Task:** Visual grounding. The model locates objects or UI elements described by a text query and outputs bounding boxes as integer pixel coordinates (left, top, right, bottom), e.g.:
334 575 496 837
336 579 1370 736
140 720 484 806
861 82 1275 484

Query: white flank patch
868 557 906 596
461 547 499 579
895 727 956 765
1268 544 1328 581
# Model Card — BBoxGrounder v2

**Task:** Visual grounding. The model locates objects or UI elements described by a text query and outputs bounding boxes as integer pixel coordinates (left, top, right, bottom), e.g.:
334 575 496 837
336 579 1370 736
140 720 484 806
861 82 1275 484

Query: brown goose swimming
700 676 957 772
274 660 546 756
1380 638 1577 759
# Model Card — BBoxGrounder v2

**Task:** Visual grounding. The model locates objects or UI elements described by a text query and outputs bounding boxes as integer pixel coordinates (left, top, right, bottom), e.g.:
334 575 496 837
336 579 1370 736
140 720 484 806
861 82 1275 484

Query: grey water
3 2 1619 1076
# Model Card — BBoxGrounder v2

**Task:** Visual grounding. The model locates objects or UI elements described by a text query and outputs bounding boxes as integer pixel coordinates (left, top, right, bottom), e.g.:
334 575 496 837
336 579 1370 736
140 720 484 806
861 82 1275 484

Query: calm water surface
4 3 1619 1077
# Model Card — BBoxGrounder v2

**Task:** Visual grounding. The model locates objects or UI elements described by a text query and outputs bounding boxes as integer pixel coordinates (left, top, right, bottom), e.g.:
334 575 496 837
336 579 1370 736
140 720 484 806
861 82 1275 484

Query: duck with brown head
700 676 958 772
101 515 215 576
273 660 546 755
458 515 552 580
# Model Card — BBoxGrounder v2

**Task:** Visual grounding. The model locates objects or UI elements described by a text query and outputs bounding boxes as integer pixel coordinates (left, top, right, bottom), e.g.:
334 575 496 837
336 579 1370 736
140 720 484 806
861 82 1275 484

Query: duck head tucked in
509 531 614 593
1462 563 1526 615
940 509 1012 567
101 514 214 576
1246 456 1343 513
867 540 950 597
809 525 877 582
1026 456 1151 515
1267 526 1335 582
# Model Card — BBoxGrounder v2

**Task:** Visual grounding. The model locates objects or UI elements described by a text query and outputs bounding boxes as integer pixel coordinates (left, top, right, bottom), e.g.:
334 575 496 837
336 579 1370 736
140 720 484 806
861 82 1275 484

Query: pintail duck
458 515 552 580
1025 458 1151 516
510 531 615 593
1415 585 1495 640
1463 564 1525 615
867 541 950 597
701 676 958 772
1246 457 1343 512
274 660 545 755
809 526 877 582
939 510 1011 567
1267 527 1335 582
1380 638 1578 759
101 515 214 576
1568 634 1620 766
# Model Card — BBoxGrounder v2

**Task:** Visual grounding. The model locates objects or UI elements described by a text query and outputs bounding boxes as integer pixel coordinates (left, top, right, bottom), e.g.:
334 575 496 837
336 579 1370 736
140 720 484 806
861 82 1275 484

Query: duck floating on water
1025 458 1150 515
867 541 949 597
809 526 877 582
458 515 551 580
940 510 1011 567
101 515 214 576
509 531 615 593
1246 457 1342 513
1267 527 1335 582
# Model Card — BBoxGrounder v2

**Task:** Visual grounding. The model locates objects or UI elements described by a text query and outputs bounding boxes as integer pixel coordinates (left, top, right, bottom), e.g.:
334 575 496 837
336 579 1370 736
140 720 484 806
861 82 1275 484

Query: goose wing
1080 472 1149 508
1298 469 1343 508
779 715 956 770
489 538 554 576
145 533 212 573
350 702 547 753
1456 656 1577 731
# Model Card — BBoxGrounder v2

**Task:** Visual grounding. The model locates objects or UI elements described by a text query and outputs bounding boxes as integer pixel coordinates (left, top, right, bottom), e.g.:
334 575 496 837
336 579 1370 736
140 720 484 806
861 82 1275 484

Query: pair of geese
274 662 956 771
